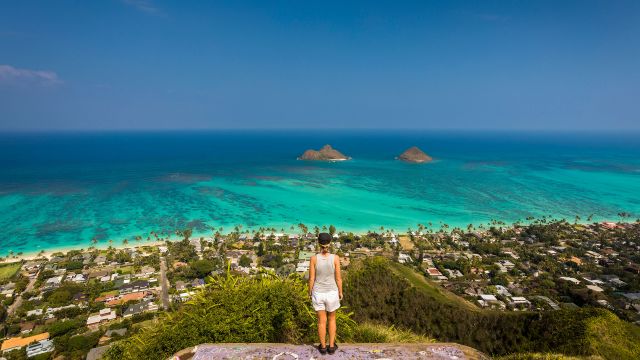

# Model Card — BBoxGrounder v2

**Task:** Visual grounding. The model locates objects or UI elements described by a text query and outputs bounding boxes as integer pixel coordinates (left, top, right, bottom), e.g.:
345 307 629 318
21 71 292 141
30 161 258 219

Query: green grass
100 290 120 297
496 354 603 360
389 261 479 312
584 310 640 359
0 261 22 281
351 323 435 343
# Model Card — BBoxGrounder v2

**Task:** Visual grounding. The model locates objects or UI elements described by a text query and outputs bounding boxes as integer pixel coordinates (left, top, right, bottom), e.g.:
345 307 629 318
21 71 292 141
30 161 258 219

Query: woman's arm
334 255 343 300
308 255 316 298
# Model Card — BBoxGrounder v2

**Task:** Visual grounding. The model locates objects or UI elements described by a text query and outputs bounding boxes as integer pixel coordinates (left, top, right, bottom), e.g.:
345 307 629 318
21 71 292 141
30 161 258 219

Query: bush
104 274 355 360
344 257 640 359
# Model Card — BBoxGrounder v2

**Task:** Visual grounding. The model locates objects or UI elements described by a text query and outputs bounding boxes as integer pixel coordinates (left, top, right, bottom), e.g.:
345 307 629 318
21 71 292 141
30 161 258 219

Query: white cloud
0 64 62 85
122 0 162 15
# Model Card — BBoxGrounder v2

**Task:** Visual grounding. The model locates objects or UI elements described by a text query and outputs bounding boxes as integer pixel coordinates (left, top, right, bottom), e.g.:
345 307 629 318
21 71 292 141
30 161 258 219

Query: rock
397 146 432 163
298 145 351 161
174 343 489 360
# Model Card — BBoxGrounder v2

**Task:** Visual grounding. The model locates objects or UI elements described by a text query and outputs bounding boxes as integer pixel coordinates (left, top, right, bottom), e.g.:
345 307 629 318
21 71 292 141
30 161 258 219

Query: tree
239 254 252 267
298 223 308 235
329 225 336 236
190 259 215 278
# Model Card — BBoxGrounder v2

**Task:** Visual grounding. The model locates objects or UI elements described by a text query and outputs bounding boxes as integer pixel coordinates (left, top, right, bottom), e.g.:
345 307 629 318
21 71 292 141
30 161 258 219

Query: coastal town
0 218 639 359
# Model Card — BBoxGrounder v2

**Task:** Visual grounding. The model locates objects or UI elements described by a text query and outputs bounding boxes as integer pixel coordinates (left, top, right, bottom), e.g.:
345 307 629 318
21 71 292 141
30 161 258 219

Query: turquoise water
1 130 639 255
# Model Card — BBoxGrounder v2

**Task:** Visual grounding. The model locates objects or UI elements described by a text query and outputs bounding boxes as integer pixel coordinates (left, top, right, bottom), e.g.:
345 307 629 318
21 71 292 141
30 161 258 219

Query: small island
397 146 433 163
297 144 351 161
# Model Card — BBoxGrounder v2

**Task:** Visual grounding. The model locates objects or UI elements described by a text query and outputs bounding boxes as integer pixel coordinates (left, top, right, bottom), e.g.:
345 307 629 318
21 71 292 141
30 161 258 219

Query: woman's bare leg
317 310 327 347
328 311 336 347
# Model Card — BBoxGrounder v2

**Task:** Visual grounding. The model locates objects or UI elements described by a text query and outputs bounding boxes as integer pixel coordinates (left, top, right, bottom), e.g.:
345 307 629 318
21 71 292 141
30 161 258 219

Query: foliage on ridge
343 257 640 359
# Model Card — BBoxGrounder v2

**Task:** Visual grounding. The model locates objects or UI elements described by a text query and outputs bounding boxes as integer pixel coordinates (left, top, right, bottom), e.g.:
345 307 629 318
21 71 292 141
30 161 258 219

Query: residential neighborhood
0 219 639 359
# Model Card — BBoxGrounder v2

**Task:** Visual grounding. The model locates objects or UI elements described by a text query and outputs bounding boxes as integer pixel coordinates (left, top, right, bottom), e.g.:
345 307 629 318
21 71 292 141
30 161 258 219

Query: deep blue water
1 130 639 254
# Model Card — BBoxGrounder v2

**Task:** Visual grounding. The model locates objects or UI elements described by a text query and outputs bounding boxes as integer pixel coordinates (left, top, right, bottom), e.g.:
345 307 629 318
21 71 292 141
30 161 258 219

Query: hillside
103 272 486 360
297 144 350 160
343 257 640 359
397 146 433 163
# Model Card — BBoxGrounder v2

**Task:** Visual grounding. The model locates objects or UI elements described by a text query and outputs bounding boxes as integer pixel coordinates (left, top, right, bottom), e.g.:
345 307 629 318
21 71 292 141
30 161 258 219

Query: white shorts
312 290 341 312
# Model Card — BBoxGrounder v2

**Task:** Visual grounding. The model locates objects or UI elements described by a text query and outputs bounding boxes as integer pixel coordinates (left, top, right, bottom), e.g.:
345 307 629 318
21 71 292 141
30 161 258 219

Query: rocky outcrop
298 145 351 161
397 146 432 163
174 343 489 359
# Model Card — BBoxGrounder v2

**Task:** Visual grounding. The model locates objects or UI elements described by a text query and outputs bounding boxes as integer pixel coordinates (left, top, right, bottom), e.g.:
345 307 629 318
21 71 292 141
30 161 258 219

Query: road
8 270 39 316
159 256 169 310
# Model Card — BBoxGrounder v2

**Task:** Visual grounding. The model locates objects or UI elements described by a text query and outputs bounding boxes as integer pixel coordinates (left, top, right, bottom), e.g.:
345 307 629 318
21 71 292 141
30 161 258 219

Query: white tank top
313 253 338 293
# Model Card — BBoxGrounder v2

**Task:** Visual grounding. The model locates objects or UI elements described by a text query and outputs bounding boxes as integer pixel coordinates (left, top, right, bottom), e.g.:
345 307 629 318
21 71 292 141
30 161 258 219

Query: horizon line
1 127 640 134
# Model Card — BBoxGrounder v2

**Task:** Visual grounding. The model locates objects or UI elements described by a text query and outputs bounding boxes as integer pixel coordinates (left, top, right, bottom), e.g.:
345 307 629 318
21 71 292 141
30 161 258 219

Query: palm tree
123 239 129 246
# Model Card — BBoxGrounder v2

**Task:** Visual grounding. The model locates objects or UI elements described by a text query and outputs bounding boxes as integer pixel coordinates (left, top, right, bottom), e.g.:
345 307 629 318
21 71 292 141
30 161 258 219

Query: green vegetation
390 259 479 312
496 354 603 360
104 272 437 360
344 257 640 359
0 261 21 281
104 273 351 360
350 323 433 343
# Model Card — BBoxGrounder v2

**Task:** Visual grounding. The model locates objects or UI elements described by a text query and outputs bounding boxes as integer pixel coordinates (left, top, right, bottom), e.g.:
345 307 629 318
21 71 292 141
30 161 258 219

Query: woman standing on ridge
309 232 343 355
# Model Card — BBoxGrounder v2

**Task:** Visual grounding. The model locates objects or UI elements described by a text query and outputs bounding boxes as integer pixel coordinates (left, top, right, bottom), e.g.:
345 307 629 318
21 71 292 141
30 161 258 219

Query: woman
308 232 343 355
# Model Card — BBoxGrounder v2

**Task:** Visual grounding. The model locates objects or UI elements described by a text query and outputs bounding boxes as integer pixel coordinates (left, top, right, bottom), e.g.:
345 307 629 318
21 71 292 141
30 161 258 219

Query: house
86 308 117 327
289 234 299 247
46 304 80 316
106 291 152 307
398 253 412 264
137 266 156 277
477 294 501 308
622 293 640 301
123 300 158 318
559 276 581 285
298 251 315 261
494 285 512 297
44 275 63 288
1 288 14 298
531 295 561 310
119 280 149 294
88 270 110 280
296 260 310 274
586 285 604 292
1 332 50 353
69 273 86 283
26 309 43 317
495 260 515 272
426 267 443 277
510 297 531 307
26 339 54 358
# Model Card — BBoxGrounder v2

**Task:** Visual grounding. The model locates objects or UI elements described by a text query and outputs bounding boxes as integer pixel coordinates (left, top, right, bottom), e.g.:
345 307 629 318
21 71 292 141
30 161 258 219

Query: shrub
104 273 355 360
344 257 640 359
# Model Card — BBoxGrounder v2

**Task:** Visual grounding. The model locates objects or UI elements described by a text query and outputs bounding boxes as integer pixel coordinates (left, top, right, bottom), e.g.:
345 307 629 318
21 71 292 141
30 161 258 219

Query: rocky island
397 146 433 163
297 144 351 161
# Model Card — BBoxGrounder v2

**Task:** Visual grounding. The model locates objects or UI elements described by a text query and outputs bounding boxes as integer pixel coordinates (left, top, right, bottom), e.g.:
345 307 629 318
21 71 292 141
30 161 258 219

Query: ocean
1 130 639 254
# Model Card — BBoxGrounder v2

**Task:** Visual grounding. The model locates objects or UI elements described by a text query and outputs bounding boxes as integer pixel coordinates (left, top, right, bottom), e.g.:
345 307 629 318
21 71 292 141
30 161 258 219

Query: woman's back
313 253 338 293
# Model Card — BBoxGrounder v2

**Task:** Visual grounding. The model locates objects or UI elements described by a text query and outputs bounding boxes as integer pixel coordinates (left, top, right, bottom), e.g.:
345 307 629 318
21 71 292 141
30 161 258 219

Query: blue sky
0 0 638 131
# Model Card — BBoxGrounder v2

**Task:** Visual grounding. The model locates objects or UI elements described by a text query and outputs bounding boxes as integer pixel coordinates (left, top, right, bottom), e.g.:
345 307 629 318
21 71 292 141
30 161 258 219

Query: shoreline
2 218 635 263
